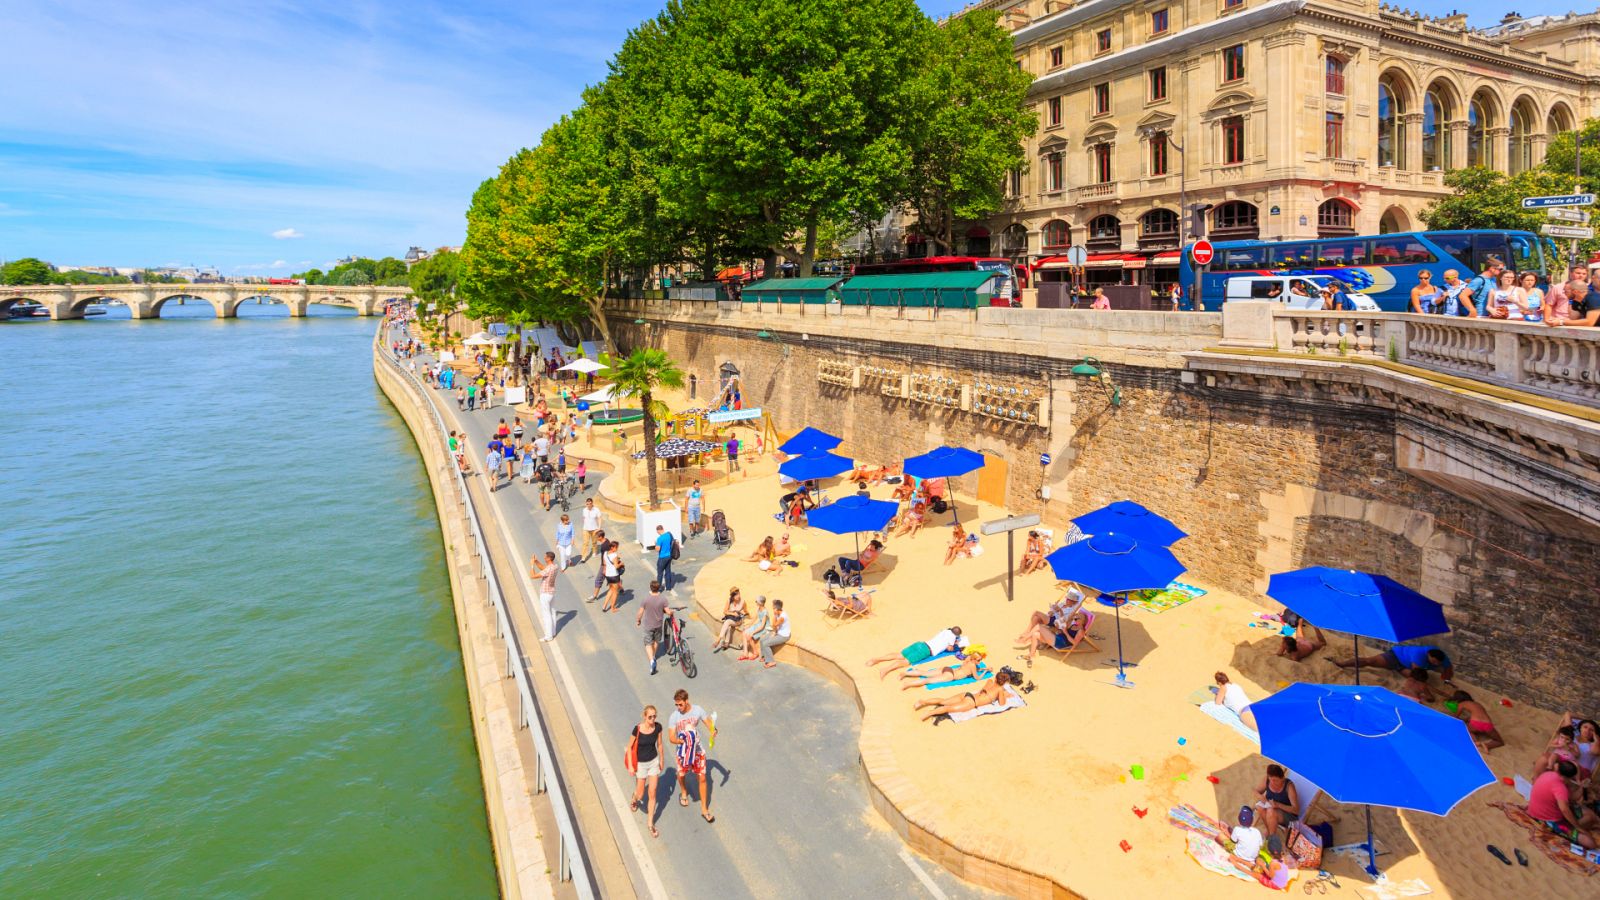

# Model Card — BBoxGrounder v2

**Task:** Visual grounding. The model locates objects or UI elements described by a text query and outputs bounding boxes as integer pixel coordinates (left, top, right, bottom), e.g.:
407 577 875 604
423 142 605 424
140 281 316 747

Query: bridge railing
373 323 599 900
1222 305 1600 408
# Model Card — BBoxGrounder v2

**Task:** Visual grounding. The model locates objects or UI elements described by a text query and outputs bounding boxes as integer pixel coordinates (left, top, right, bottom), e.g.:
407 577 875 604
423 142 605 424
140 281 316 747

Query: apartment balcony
1323 158 1365 182
1072 182 1119 204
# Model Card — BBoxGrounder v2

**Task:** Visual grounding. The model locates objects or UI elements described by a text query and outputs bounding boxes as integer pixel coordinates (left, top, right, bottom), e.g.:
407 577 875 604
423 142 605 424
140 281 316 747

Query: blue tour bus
1178 230 1552 312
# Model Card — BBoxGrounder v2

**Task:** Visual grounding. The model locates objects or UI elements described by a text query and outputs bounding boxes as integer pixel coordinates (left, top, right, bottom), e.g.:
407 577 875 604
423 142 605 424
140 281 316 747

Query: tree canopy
292 257 409 286
0 258 57 285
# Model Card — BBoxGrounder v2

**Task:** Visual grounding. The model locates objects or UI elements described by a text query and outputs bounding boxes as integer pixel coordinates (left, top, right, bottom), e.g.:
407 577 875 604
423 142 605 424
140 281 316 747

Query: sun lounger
947 685 1025 722
1199 701 1260 745
822 587 874 623
1040 610 1101 661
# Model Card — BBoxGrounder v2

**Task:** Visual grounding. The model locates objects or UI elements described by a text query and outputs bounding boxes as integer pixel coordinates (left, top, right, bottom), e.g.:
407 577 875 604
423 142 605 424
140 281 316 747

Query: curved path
389 332 991 898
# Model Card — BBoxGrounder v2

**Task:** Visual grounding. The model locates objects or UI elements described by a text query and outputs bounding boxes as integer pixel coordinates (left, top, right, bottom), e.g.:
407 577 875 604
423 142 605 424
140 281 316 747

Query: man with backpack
1458 257 1505 318
654 524 678 590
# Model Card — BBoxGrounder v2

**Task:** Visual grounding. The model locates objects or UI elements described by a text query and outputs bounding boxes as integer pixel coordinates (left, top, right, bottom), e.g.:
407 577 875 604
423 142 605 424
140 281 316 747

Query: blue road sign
1040 452 1052 466
1521 193 1595 209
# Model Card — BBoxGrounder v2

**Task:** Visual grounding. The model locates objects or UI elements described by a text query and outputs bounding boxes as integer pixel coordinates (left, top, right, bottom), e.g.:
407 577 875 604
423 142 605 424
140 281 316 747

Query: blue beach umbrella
778 450 853 483
807 494 899 560
1253 682 1494 877
1043 532 1185 685
1267 567 1448 685
902 445 985 480
779 426 843 455
1072 500 1187 547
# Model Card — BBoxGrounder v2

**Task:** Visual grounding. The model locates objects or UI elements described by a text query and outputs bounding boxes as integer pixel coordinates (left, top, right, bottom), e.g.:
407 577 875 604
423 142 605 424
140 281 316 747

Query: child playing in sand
1398 666 1437 704
1448 691 1504 751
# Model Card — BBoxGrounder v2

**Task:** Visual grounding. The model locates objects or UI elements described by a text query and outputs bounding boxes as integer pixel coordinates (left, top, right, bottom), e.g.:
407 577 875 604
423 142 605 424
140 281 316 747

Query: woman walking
627 705 664 837
602 541 624 612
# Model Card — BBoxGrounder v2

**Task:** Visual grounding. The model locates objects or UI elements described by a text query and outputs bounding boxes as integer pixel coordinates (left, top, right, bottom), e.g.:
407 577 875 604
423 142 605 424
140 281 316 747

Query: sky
0 0 1525 274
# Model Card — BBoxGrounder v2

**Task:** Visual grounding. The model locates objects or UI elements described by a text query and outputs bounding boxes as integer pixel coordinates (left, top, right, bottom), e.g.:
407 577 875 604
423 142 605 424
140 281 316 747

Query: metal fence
375 323 599 899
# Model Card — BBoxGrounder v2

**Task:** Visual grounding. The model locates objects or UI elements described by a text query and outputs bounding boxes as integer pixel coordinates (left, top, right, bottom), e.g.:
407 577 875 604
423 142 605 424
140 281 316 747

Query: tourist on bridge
667 689 716 823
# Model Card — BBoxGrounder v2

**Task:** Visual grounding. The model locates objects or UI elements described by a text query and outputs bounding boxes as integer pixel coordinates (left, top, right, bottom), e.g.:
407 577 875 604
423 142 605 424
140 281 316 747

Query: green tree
900 9 1036 253
0 257 53 284
294 267 325 284
608 348 685 509
1422 167 1599 258
330 265 372 286
372 256 409 284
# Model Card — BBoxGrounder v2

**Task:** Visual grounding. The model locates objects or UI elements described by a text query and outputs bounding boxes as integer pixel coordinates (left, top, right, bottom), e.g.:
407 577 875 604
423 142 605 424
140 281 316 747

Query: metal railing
374 323 599 899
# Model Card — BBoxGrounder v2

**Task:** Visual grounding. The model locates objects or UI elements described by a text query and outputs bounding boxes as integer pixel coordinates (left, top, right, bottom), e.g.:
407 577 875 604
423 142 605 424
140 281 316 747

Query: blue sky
0 0 1519 273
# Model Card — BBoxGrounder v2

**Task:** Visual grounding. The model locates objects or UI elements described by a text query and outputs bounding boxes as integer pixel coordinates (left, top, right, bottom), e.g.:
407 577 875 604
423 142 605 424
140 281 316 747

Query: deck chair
822 586 874 622
1042 610 1102 660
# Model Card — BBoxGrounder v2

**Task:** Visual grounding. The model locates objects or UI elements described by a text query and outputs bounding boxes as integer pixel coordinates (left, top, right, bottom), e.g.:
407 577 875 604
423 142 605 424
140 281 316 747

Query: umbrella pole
1353 635 1362 686
1363 805 1379 878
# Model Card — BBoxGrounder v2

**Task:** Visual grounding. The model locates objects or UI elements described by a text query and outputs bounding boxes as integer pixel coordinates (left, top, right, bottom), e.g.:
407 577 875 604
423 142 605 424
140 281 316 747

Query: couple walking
625 689 717 837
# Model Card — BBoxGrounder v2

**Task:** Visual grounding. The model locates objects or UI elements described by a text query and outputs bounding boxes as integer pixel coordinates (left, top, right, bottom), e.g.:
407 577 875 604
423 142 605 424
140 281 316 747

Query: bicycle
551 474 577 512
663 606 697 678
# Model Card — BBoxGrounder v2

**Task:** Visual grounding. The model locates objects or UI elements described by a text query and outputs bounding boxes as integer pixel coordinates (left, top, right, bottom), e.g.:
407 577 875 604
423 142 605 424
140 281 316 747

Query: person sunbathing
943 523 974 565
1448 691 1505 752
838 540 883 579
774 533 792 559
746 536 777 568
1016 588 1084 642
899 648 986 691
891 479 916 502
1398 666 1437 704
893 499 926 538
712 588 748 652
866 626 968 680
1276 623 1327 661
914 672 1012 722
1017 531 1047 575
1252 764 1300 837
873 462 900 485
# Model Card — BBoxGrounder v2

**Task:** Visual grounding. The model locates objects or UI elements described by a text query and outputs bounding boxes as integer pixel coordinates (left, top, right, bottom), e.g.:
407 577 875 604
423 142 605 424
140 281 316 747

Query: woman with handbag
626 705 663 837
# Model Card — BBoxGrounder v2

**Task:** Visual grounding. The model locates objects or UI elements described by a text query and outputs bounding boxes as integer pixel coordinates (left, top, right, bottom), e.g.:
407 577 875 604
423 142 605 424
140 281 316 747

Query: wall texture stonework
612 315 1600 706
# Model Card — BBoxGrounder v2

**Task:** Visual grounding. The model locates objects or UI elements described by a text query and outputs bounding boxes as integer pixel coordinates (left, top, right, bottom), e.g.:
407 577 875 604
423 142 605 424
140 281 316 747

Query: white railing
1260 308 1600 406
374 323 599 899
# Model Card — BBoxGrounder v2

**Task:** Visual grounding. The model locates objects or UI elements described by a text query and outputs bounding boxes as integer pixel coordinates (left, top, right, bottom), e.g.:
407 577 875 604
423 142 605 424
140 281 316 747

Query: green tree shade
295 268 325 284
0 257 53 285
608 348 685 509
330 266 372 286
901 9 1036 253
55 270 131 285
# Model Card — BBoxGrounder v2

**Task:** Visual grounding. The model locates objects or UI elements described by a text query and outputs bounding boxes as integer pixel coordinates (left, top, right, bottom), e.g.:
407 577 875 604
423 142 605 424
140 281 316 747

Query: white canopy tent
579 385 619 405
558 358 608 374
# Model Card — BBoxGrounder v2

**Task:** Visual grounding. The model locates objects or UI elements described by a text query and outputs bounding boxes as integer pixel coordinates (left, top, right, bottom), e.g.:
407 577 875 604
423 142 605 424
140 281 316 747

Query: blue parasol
807 494 899 560
902 446 985 480
1043 532 1185 685
778 450 853 482
1253 682 1494 877
1266 567 1448 685
1072 500 1186 546
779 426 843 455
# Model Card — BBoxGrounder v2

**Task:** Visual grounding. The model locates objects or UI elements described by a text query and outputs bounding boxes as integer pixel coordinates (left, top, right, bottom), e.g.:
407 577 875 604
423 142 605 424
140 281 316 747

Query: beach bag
670 535 680 561
1287 821 1323 870
623 733 638 775
824 567 842 587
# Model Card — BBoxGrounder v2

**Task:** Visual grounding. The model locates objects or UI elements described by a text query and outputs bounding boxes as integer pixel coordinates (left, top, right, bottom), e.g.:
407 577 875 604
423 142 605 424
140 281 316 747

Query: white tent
463 332 504 346
558 358 608 374
580 385 620 404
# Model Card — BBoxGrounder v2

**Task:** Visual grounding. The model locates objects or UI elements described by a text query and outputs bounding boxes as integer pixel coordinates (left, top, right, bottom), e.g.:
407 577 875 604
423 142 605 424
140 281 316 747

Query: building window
1222 116 1245 165
1043 219 1072 249
1046 152 1064 191
1224 0 1244 8
1096 29 1112 53
1141 208 1179 239
1468 94 1493 169
1423 89 1450 171
1048 97 1062 127
1050 45 1063 68
1213 201 1259 237
1149 132 1169 175
1325 112 1343 158
1151 8 1169 35
1325 57 1345 95
1094 144 1113 183
1222 44 1245 82
1094 83 1111 115
1006 167 1022 198
1088 214 1122 248
1317 200 1356 237
1149 67 1167 102
1377 79 1404 168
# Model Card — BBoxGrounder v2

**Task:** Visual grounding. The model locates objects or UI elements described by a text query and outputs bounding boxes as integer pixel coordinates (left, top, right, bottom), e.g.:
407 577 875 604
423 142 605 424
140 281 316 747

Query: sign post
1546 207 1590 224
981 513 1043 603
1188 240 1215 312
1540 224 1595 240
1520 193 1596 208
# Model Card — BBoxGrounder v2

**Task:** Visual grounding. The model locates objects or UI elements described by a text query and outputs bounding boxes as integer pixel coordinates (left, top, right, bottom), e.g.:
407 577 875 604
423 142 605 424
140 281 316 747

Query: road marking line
899 848 950 900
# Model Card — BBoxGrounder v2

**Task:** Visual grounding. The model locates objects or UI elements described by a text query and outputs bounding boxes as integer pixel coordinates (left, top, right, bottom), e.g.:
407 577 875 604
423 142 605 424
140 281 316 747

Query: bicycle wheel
679 645 697 678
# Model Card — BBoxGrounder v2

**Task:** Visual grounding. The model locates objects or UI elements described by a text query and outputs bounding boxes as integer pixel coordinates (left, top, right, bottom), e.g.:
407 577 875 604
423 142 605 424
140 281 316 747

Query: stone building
951 1 1600 288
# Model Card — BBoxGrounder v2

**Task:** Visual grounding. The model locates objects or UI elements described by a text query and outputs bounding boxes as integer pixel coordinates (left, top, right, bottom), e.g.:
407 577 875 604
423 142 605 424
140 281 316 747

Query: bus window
1472 234 1512 273
1219 246 1267 271
1317 241 1369 266
1371 236 1435 265
1269 243 1313 268
1505 233 1542 278
1428 233 1473 267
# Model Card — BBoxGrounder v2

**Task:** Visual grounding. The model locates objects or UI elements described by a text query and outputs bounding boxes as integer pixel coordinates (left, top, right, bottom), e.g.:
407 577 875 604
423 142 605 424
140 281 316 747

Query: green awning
741 276 845 303
837 271 999 307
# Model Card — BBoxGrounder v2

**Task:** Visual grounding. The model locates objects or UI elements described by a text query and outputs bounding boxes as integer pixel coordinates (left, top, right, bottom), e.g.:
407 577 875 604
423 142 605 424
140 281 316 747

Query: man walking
485 440 503 492
637 580 670 675
654 524 675 591
667 689 717 823
533 551 559 641
581 498 602 561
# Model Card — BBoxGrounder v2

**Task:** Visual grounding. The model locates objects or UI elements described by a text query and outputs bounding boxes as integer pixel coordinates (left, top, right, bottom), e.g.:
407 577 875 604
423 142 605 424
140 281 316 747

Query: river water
0 304 496 897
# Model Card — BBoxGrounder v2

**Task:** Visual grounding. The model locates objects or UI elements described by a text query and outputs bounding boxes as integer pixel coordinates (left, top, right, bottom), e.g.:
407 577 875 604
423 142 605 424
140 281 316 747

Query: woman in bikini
943 522 973 565
1448 691 1505 752
913 672 1012 722
893 499 927 538
1017 530 1046 575
899 648 986 691
745 536 777 567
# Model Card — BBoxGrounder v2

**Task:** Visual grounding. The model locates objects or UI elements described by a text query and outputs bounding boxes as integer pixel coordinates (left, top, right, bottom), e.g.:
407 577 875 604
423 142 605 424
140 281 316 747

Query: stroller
710 509 733 548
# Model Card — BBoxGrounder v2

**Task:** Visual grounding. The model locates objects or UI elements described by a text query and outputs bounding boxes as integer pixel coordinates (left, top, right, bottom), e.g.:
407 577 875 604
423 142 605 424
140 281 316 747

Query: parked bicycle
663 606 697 678
551 474 577 512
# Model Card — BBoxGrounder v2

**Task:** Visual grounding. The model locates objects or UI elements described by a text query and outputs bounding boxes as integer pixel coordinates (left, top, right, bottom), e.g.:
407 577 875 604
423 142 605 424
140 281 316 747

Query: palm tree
610 348 685 509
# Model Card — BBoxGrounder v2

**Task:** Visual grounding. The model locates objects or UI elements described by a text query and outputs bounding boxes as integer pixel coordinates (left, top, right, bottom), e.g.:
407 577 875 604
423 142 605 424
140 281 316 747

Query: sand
563 383 1588 900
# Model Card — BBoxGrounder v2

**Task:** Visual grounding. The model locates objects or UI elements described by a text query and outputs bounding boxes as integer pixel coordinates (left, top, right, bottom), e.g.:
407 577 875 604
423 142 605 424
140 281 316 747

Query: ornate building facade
953 1 1600 287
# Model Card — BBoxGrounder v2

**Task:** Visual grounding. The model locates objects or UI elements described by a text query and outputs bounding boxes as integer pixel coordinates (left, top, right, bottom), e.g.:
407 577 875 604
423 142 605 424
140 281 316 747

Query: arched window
1042 219 1072 249
1212 201 1259 239
1001 223 1029 255
1423 88 1452 171
964 225 992 257
1378 207 1408 235
1317 199 1356 237
1377 78 1405 168
1140 208 1178 239
1087 214 1121 249
1509 101 1536 174
1548 105 1574 137
1468 92 1495 169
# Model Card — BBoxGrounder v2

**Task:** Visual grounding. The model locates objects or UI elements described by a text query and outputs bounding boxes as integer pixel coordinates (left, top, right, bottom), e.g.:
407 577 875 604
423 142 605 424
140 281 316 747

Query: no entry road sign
1191 239 1215 266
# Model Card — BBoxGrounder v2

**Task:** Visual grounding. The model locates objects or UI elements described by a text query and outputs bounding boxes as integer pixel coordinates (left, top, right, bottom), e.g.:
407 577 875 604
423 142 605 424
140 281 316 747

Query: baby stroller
710 509 733 548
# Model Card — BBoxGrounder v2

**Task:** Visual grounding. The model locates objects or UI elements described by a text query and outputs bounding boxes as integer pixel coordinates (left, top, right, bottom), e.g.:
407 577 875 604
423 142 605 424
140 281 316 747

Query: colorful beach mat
1128 581 1207 614
1490 801 1600 876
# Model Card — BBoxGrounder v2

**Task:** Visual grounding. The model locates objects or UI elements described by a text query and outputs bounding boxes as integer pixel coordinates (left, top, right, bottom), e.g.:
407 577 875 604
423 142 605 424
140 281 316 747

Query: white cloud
271 227 303 239
271 260 287 268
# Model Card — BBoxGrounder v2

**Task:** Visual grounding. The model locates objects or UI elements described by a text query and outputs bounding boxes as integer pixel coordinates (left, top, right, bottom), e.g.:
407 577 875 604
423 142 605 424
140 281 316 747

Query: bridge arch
151 293 229 318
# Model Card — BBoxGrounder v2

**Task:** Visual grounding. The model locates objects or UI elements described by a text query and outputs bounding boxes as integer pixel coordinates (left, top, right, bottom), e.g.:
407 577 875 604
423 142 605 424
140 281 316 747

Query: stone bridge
0 283 410 319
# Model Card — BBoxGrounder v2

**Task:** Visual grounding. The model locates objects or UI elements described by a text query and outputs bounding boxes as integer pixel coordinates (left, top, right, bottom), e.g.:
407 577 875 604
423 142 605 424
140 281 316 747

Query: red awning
1083 252 1138 269
1150 251 1181 264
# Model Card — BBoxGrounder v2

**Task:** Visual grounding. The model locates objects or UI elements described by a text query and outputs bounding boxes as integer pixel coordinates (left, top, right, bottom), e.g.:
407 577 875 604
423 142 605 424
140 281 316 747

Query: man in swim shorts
866 626 968 681
1335 643 1454 684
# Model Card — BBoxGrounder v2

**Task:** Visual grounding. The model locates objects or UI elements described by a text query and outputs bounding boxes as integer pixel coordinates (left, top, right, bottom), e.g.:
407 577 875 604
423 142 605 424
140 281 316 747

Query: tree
330 266 372 286
295 268 325 284
1422 168 1600 258
608 348 685 509
900 9 1036 254
0 257 53 285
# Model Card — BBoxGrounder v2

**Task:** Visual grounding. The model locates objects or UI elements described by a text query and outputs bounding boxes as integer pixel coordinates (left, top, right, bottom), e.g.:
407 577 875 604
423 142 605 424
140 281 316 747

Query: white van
1222 275 1380 311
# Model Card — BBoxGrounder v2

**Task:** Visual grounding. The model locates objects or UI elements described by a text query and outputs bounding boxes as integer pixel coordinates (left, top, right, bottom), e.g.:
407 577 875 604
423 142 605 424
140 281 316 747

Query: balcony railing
1073 182 1118 202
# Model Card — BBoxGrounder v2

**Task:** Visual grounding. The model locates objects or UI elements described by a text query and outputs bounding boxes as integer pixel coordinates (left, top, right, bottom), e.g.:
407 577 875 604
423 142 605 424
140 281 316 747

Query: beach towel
1129 580 1207 614
921 665 992 690
947 686 1025 723
1182 832 1256 885
1167 804 1229 841
1359 878 1433 899
1200 701 1260 745
1489 801 1600 876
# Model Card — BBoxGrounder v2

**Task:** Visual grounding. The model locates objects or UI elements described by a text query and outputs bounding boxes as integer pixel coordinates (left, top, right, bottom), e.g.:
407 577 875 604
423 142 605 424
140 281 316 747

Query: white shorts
635 757 662 779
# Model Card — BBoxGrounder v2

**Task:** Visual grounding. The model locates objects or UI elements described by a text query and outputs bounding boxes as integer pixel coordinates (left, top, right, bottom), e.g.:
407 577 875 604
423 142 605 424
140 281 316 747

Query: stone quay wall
608 300 1600 707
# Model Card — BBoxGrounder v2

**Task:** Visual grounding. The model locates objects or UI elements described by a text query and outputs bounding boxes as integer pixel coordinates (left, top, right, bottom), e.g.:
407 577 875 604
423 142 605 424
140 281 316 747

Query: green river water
0 304 497 897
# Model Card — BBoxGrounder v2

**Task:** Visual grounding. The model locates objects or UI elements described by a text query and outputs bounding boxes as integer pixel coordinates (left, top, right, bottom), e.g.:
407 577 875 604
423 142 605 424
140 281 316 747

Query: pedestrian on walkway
602 541 624 612
667 689 716 823
637 580 669 675
587 532 608 602
456 386 466 411
556 514 575 569
627 705 663 838
686 480 704 538
726 436 739 471
575 458 588 489
485 442 503 492
654 524 675 591
482 381 494 409
581 498 602 560
521 442 537 484
534 551 559 641
534 433 551 466
466 382 477 411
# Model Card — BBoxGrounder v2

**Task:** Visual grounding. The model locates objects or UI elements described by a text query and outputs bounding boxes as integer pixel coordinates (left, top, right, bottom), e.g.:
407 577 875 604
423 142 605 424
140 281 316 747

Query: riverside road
390 328 990 898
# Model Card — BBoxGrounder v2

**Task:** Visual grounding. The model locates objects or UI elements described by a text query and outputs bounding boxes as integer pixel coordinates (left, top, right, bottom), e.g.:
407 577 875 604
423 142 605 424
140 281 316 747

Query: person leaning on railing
1549 279 1600 327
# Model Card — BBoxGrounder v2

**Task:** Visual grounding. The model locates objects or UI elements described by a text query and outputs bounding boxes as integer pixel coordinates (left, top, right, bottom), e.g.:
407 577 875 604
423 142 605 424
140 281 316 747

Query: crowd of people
1410 258 1600 325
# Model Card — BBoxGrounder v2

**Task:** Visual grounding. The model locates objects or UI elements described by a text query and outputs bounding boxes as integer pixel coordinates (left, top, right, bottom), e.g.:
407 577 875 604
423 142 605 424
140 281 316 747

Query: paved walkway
392 333 990 898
